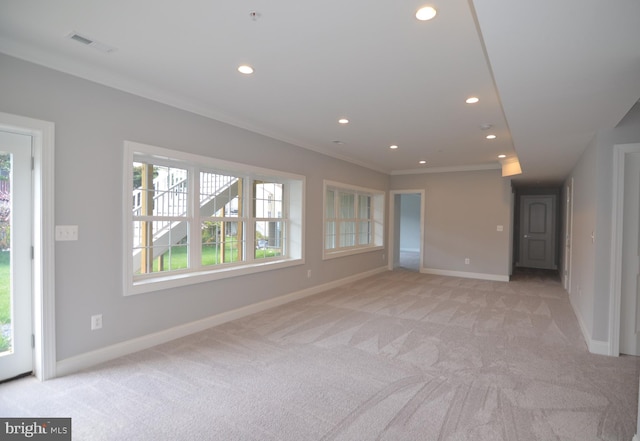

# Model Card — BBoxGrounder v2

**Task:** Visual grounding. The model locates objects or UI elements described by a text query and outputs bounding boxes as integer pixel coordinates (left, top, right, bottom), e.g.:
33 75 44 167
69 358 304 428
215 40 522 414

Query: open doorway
390 190 424 272
563 178 573 292
512 186 561 275
611 143 640 356
0 130 33 382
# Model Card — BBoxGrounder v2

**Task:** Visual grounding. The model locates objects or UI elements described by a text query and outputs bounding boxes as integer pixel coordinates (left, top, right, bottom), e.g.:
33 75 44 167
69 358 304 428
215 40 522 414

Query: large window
125 141 304 295
324 180 384 259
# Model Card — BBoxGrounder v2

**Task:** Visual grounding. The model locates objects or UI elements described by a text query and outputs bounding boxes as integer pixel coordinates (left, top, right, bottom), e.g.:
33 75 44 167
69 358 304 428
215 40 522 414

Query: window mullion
334 191 340 248
370 195 375 244
245 178 254 263
283 184 289 256
190 166 201 271
354 191 360 245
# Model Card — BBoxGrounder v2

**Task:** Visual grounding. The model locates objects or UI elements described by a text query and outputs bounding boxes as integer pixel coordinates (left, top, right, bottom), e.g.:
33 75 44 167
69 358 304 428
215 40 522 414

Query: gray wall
567 136 597 338
0 54 389 360
568 103 640 344
391 169 512 277
0 52 523 362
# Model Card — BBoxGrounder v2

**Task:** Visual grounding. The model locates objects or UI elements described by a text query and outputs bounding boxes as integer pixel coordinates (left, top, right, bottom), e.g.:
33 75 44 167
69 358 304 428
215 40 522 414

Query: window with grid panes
125 141 304 295
323 180 384 259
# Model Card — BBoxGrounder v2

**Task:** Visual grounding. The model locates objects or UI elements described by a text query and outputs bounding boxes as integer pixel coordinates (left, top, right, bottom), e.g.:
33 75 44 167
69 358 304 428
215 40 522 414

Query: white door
564 180 573 291
0 130 33 381
620 150 640 356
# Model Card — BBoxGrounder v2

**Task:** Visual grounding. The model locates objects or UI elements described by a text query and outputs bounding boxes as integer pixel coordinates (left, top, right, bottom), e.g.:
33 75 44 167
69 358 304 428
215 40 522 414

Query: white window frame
323 180 384 260
124 141 305 295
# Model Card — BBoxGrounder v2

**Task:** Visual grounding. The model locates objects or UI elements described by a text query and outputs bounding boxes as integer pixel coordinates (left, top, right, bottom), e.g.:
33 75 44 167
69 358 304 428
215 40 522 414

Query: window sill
323 245 384 261
126 258 304 296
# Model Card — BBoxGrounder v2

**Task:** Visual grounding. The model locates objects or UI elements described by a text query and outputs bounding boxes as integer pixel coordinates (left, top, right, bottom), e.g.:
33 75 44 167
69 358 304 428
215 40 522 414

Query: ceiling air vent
67 31 116 53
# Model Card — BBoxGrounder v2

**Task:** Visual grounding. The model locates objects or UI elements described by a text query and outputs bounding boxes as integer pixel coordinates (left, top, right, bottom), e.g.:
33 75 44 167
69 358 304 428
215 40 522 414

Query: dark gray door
519 195 557 269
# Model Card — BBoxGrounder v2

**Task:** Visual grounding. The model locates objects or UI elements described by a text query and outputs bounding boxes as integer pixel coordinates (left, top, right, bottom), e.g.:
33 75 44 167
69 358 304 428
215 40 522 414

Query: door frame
518 194 557 269
610 142 640 356
0 112 55 380
564 178 574 292
388 190 425 271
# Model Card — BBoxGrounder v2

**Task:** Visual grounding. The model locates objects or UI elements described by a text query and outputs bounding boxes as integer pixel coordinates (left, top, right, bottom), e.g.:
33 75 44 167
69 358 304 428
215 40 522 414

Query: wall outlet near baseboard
464 258 470 265
307 270 311 278
91 314 103 330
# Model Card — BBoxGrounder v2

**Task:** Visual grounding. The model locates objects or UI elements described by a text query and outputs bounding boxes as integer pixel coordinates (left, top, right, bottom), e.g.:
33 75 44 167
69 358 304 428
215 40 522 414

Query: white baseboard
632 434 638 441
56 266 388 378
421 267 509 282
568 293 610 356
588 339 610 356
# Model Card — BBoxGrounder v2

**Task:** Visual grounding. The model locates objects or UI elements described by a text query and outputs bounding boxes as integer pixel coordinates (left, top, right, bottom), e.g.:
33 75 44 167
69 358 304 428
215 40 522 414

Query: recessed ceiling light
416 6 437 21
465 96 479 104
238 65 254 74
419 160 427 164
486 134 497 139
498 154 506 159
389 145 398 149
480 123 492 130
338 118 349 124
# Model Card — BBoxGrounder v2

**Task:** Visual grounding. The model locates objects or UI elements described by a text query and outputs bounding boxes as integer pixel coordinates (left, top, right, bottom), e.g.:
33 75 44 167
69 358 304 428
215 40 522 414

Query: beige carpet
1 270 639 440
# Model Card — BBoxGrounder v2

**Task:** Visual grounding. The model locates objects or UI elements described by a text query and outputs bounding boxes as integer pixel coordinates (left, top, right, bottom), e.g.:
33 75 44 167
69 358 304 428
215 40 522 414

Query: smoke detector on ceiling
67 31 116 53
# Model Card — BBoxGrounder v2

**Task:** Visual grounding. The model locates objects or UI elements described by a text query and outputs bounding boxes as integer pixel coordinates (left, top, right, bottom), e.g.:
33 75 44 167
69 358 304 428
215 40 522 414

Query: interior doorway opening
512 186 562 275
390 190 424 272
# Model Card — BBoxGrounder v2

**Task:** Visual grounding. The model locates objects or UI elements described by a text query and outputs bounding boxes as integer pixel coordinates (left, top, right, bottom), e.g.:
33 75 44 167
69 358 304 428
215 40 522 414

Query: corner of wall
569 289 610 356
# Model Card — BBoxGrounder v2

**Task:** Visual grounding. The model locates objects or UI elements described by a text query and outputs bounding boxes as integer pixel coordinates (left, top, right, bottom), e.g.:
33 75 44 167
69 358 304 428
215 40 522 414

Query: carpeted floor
399 251 420 271
1 270 639 440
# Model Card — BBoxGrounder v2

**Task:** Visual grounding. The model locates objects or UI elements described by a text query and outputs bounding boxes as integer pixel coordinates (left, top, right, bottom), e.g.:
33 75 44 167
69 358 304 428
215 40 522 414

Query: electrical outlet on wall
91 314 102 330
465 258 470 265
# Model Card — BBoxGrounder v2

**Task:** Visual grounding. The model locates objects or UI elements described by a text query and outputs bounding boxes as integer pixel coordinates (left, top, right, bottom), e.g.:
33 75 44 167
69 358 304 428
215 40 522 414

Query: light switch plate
55 225 78 241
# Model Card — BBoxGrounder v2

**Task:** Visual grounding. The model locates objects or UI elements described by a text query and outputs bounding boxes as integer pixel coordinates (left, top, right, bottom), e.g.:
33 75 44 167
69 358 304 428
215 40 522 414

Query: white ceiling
1 0 639 183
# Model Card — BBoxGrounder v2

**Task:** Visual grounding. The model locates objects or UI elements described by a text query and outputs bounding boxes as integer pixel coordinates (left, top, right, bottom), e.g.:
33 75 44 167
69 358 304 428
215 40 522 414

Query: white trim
322 180 385 260
390 163 500 176
588 340 610 356
0 112 56 381
569 291 610 356
610 143 640 357
56 266 388 377
130 259 305 296
124 141 306 296
388 190 425 271
323 245 384 260
421 267 509 282
564 178 574 292
631 435 638 441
